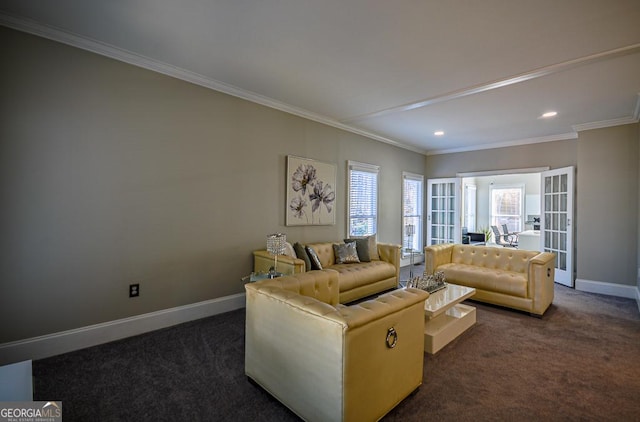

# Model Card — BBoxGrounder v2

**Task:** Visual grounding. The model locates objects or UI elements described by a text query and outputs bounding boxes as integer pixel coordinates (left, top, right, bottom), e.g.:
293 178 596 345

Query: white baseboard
636 286 640 314
0 293 246 366
575 278 638 299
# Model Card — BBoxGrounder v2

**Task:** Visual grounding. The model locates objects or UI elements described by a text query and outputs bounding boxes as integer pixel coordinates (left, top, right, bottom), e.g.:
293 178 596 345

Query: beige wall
425 139 577 179
577 124 639 287
0 27 425 343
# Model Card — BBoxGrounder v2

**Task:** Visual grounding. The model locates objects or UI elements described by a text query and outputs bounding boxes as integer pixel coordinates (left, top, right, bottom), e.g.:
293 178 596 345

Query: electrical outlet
129 283 139 298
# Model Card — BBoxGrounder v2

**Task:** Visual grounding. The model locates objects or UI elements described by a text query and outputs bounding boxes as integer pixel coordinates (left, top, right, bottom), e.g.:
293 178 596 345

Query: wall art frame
286 155 337 226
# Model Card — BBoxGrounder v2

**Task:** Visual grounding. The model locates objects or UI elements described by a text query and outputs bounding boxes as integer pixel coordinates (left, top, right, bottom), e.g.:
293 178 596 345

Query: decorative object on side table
266 233 287 278
406 270 447 293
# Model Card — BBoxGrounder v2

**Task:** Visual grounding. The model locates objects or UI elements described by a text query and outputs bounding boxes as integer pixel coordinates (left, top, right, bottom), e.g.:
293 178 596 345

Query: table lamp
405 224 416 279
266 233 286 278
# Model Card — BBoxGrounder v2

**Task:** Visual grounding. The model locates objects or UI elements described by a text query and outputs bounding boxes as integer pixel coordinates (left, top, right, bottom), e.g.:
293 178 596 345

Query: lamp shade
266 233 287 255
405 224 415 236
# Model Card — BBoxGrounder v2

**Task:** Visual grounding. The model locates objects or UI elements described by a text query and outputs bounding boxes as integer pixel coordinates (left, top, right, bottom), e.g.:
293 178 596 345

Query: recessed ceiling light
541 111 558 118
434 131 445 136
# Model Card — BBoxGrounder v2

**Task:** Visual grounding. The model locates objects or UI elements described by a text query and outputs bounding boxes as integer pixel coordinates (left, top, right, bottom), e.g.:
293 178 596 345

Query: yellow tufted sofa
424 244 556 316
245 269 429 422
253 241 401 303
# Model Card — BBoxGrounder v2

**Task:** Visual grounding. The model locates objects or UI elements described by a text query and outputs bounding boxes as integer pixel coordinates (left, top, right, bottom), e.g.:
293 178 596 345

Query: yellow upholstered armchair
245 269 429 422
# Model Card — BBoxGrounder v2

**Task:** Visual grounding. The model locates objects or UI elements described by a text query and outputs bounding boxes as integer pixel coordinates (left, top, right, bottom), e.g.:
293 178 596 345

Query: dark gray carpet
33 271 640 421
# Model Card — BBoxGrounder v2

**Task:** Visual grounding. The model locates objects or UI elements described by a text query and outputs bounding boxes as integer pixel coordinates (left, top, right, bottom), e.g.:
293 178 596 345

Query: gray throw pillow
333 242 361 264
293 242 311 271
357 234 379 260
344 238 371 262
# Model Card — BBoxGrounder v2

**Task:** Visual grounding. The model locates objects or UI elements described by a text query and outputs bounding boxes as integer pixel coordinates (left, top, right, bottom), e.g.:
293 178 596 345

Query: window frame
402 172 423 255
489 183 525 232
347 161 379 237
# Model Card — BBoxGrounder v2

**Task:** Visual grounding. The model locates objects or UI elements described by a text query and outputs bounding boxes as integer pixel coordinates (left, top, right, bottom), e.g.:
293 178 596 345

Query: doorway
427 166 575 287
461 172 542 240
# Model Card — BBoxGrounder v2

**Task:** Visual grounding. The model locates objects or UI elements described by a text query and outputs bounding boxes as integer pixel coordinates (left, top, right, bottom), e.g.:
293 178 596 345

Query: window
490 185 524 232
463 183 477 232
402 172 423 253
348 161 379 236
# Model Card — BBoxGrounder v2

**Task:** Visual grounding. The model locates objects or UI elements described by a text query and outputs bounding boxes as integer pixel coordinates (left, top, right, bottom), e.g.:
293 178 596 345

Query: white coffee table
424 283 476 354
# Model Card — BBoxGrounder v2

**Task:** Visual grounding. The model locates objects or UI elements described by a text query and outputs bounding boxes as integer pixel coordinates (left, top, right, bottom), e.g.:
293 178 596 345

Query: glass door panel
427 178 460 245
541 166 574 287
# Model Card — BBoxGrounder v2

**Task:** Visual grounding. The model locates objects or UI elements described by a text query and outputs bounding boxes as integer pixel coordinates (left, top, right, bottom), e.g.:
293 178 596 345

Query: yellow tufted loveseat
245 269 429 422
253 241 401 303
424 244 556 316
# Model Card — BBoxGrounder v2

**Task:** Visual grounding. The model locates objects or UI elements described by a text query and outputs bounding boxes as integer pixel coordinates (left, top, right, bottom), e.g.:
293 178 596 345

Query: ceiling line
341 43 640 124
0 12 427 155
426 132 578 156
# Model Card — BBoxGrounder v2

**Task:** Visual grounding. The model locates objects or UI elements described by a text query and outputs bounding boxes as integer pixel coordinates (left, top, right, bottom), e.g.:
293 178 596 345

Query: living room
1 2 639 420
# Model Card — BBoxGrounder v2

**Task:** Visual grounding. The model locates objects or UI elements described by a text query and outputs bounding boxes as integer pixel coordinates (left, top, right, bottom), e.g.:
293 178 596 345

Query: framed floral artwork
286 155 336 226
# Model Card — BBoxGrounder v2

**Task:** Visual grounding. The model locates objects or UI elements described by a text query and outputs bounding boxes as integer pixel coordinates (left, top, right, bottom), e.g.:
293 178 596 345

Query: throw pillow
343 238 371 262
333 242 361 264
293 242 311 271
306 246 323 270
350 234 379 260
283 242 297 258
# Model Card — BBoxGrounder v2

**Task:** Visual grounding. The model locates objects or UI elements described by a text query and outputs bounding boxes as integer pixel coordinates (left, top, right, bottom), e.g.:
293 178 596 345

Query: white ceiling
2 0 640 154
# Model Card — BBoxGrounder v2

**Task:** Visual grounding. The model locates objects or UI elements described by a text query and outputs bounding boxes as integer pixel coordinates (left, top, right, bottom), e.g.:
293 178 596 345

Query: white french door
427 178 460 245
540 166 574 287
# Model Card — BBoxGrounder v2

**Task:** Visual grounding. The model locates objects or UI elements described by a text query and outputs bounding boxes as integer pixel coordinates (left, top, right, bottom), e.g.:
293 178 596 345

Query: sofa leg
529 312 543 319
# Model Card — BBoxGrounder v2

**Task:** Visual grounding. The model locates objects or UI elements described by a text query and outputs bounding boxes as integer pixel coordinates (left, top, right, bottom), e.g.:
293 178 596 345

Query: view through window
348 161 379 236
402 172 423 252
490 185 524 232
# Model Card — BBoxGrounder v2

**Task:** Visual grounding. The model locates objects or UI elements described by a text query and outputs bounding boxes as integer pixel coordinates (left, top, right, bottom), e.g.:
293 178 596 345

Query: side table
242 271 283 283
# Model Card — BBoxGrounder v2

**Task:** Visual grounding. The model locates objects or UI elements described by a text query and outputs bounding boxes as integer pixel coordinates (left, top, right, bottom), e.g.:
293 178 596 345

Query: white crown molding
456 167 550 177
572 93 640 132
426 132 578 156
0 293 246 366
3 13 637 158
0 13 427 155
572 116 640 132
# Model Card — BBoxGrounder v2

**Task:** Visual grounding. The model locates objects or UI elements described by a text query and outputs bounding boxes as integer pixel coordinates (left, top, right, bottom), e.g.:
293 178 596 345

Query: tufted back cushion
305 242 337 268
251 269 340 306
451 245 539 273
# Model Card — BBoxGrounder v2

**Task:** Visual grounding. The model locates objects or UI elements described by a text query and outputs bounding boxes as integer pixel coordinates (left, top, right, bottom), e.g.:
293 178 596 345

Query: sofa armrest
528 252 556 315
249 269 340 306
377 242 401 281
245 282 347 421
424 243 455 274
253 250 305 275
